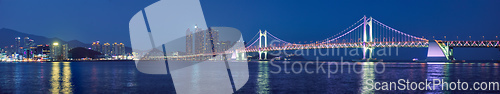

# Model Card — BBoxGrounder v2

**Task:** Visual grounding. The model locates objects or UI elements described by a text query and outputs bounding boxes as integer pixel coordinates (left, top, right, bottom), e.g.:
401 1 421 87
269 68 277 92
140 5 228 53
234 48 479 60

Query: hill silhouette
68 47 102 59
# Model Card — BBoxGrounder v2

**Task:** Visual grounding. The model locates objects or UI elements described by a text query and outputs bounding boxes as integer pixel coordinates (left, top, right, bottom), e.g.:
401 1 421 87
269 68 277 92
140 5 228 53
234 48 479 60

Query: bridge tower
258 30 268 60
362 15 374 60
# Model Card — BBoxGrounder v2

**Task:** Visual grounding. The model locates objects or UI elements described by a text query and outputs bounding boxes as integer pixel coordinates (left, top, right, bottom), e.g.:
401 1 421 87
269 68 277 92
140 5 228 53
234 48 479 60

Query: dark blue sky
1 0 499 45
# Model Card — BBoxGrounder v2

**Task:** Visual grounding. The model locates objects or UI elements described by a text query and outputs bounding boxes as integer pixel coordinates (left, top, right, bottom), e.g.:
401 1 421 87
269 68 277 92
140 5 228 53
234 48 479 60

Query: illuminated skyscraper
15 37 21 54
112 42 118 55
28 39 35 47
186 28 193 55
62 44 68 60
219 41 232 53
35 44 50 60
102 43 111 55
24 39 35 58
92 41 101 53
20 37 30 58
194 27 205 54
24 37 32 48
205 28 219 53
51 43 67 61
112 42 125 56
120 43 125 55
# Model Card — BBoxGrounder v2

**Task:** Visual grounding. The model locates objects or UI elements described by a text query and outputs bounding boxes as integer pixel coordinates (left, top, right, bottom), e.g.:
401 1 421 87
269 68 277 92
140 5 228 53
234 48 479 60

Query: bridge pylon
258 30 268 60
362 15 374 60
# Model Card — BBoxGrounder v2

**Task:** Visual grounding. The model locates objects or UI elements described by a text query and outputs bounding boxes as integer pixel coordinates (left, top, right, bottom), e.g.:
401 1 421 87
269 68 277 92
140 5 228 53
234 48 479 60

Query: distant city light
53 42 59 46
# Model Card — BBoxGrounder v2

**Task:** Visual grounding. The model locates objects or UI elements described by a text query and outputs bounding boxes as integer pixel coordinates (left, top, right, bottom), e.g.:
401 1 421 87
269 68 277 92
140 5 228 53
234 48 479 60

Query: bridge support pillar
448 47 454 60
258 30 268 60
258 51 267 60
362 15 374 60
368 48 374 59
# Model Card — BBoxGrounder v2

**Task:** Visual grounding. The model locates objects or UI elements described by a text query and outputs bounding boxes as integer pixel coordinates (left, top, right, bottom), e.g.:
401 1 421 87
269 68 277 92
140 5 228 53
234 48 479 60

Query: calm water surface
0 61 499 93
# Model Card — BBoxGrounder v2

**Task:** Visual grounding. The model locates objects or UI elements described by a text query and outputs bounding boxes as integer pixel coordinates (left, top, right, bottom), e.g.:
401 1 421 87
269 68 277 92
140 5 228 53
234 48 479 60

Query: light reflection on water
49 62 61 93
62 62 73 93
49 62 73 94
0 61 499 93
426 63 448 93
359 62 374 94
14 62 22 94
191 63 200 94
257 61 270 93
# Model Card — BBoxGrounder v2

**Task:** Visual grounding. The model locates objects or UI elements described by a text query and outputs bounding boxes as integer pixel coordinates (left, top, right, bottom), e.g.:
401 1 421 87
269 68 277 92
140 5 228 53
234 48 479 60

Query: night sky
1 0 499 59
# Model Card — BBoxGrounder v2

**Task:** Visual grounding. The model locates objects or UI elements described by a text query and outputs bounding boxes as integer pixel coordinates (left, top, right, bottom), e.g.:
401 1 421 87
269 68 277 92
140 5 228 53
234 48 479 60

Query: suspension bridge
242 15 500 61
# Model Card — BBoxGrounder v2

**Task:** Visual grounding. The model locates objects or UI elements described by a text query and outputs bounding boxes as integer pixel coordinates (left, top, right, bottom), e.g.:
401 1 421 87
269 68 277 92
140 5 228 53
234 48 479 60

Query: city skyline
0 35 132 61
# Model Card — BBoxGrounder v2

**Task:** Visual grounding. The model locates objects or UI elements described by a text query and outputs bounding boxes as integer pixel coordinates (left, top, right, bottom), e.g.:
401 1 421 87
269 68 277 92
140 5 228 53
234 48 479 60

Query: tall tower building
25 39 35 58
62 44 68 60
103 43 111 55
194 29 205 54
112 42 118 55
51 43 66 61
15 37 21 54
51 43 60 60
112 42 125 56
219 41 232 53
36 44 51 55
24 37 30 48
205 28 219 53
92 41 101 53
28 39 35 47
186 28 193 55
119 43 125 55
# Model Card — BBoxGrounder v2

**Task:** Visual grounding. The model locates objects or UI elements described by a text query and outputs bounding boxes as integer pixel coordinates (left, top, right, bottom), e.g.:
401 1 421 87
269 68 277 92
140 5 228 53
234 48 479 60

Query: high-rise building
205 28 219 53
92 41 101 53
23 38 35 58
36 44 50 55
219 41 233 53
62 44 68 60
112 43 117 55
24 37 31 48
102 43 111 55
186 28 193 55
119 43 125 55
192 27 221 54
15 37 21 54
112 42 125 56
35 44 50 60
51 43 67 61
194 28 205 54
